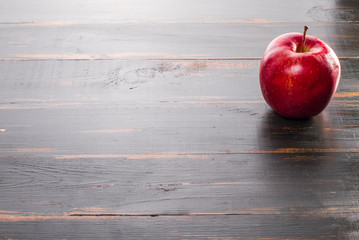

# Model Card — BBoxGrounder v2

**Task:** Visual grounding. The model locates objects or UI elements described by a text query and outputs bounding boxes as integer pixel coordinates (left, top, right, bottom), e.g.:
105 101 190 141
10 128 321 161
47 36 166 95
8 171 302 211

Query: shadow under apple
252 109 357 239
256 109 339 178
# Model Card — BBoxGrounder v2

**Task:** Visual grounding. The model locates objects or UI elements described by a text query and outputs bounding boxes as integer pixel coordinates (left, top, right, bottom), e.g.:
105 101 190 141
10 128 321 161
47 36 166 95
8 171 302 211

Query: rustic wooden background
1 0 359 239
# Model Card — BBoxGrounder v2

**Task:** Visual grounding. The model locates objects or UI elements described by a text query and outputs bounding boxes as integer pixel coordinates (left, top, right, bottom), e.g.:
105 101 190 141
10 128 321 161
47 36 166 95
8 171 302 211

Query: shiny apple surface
259 33 341 118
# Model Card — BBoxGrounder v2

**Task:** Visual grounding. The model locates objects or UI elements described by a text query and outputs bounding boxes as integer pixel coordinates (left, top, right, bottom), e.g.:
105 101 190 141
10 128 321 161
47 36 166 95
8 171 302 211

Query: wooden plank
0 215 354 239
1 22 359 60
0 0 352 23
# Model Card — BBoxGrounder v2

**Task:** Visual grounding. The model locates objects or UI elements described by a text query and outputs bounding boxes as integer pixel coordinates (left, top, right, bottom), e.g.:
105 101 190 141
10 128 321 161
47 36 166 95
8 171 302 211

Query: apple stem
302 25 309 47
297 26 310 52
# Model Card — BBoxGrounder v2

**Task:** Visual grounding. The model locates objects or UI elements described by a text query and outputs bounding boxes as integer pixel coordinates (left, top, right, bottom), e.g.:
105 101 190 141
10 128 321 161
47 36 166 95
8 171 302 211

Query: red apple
259 26 341 118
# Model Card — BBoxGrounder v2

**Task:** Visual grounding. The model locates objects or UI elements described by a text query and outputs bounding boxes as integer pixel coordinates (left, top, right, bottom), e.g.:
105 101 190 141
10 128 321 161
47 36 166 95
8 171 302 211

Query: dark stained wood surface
1 0 359 239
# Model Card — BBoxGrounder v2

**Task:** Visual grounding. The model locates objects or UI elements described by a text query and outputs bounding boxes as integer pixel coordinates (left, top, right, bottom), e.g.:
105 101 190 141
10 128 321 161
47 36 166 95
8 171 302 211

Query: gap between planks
0 209 357 222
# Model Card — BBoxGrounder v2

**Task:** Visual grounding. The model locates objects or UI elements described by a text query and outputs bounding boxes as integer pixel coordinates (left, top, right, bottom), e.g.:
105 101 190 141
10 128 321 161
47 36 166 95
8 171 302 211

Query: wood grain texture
0 0 351 23
1 0 359 239
1 58 359 239
0 215 355 239
1 22 359 60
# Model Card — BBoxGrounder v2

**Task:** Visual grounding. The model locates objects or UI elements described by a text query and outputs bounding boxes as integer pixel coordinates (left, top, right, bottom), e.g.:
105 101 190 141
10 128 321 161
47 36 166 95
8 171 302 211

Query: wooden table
1 1 359 239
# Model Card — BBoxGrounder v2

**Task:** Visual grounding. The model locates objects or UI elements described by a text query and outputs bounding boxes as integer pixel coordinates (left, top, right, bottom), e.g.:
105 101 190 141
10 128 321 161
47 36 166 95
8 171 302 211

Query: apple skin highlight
259 32 341 119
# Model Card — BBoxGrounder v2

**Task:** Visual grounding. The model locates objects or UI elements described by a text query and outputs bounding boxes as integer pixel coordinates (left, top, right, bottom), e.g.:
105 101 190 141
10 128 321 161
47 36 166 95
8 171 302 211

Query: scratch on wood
1 205 359 222
90 184 114 189
182 182 252 186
